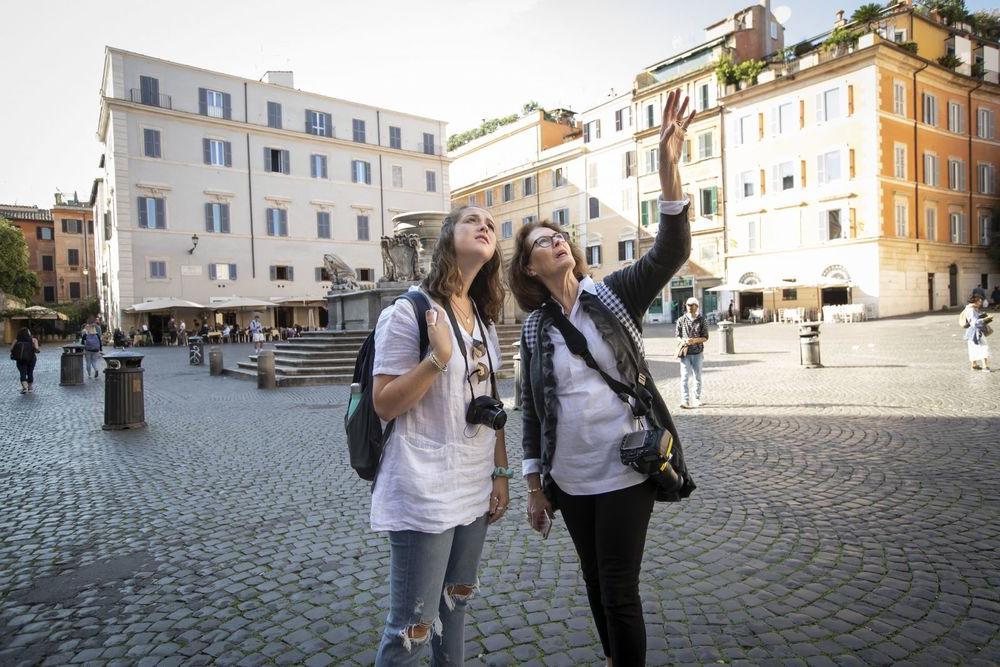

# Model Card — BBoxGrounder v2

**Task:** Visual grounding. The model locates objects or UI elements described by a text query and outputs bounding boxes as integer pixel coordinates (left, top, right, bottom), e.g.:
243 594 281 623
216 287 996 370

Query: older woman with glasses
508 89 697 667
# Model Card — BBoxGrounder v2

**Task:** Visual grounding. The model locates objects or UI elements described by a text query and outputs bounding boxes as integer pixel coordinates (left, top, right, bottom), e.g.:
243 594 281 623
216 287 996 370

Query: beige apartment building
94 47 449 335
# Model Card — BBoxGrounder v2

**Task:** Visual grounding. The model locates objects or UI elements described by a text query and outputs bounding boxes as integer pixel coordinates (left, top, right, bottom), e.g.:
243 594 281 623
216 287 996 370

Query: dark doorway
276 307 294 328
318 307 329 328
741 291 763 317
821 287 850 306
670 288 692 321
149 314 169 344
927 273 935 311
948 263 958 307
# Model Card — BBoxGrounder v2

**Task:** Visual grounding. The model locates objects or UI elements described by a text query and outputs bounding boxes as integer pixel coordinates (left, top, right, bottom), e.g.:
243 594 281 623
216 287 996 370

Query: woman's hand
527 489 553 532
488 477 509 525
658 88 697 201
426 306 453 363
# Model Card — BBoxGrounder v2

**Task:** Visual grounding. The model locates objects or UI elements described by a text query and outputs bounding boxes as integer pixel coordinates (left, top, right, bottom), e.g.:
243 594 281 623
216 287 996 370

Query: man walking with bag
676 296 708 408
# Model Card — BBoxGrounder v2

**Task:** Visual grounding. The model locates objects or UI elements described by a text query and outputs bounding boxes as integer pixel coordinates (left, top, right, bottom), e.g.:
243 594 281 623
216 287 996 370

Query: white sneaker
692 398 702 407
678 401 690 409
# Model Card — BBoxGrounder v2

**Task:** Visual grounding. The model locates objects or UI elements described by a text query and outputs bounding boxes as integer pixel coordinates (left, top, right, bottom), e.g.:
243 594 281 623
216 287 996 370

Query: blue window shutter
265 208 273 235
138 197 147 228
155 198 166 229
305 110 312 133
324 113 333 137
152 130 160 157
365 162 371 184
281 150 290 174
198 88 208 116
224 142 232 167
203 139 211 164
229 263 237 279
205 203 214 231
350 160 357 183
208 263 216 280
222 92 232 120
288 266 294 281
315 267 322 281
264 147 270 171
269 265 277 280
321 156 328 179
221 204 230 233
280 209 288 235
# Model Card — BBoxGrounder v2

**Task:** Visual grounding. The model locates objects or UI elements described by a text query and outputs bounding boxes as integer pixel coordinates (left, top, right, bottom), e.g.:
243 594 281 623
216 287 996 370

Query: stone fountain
325 210 447 330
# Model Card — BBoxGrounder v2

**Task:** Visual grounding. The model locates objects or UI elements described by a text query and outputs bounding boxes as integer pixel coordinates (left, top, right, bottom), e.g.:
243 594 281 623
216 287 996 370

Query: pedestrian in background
178 320 187 346
10 327 40 394
676 296 709 408
250 315 265 353
960 295 992 372
81 322 103 379
167 317 178 345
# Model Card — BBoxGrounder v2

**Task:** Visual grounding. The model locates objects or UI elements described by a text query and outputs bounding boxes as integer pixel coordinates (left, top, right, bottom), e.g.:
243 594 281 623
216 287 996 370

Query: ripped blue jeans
375 514 488 666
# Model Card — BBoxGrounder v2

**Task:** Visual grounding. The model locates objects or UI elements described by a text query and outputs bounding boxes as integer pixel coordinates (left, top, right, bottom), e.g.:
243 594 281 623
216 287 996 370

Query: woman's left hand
658 88 697 200
487 477 509 525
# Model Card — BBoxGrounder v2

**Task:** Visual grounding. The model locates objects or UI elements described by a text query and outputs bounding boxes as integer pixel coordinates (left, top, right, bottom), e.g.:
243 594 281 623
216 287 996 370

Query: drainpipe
912 61 929 239
968 79 984 246
377 110 386 238
719 102 729 284
244 82 257 278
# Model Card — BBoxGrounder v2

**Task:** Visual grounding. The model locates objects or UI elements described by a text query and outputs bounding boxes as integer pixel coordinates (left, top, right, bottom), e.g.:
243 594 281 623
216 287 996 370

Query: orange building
0 204 56 303
51 192 97 302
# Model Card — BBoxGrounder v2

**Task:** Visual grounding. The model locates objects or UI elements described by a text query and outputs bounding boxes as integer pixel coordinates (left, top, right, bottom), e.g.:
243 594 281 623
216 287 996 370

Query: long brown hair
508 220 589 312
421 206 505 324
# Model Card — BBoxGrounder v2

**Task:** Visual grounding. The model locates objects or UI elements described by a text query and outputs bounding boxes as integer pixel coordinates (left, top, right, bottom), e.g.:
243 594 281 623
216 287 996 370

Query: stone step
223 367 354 386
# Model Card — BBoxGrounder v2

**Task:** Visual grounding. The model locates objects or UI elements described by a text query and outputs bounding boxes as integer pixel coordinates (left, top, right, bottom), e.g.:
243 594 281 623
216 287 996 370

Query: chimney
263 71 294 88
835 10 846 28
54 192 63 205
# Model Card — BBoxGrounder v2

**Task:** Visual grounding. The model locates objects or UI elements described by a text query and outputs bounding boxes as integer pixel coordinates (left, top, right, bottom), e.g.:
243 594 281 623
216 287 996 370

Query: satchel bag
675 341 688 358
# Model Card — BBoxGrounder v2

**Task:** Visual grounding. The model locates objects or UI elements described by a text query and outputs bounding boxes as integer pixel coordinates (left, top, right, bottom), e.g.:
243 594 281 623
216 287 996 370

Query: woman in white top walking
371 205 509 665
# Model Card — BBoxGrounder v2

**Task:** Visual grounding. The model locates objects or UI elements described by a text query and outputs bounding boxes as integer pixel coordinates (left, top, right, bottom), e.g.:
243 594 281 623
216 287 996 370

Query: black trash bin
103 351 146 430
188 336 205 365
59 344 85 386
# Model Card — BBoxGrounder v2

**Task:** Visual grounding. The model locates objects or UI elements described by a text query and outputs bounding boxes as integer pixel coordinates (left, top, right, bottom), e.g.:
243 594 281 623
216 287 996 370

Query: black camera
466 395 507 430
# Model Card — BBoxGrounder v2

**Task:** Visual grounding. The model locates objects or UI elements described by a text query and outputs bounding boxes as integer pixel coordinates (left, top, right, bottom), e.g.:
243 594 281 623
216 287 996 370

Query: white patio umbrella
209 296 276 310
126 298 207 313
18 305 69 321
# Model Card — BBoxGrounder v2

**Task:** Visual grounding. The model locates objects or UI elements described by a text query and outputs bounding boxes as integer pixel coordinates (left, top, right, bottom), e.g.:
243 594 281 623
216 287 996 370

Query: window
208 263 237 281
893 81 906 116
37 227 53 240
772 102 794 135
587 163 598 188
522 175 536 196
700 242 717 264
266 208 288 237
41 255 54 271
306 110 333 137
979 164 996 194
948 159 966 191
357 268 374 282
468 194 477 206
426 171 437 192
485 189 494 207
352 160 372 184
523 215 537 225
270 265 294 281
423 133 435 155
316 267 332 282
698 83 710 111
588 196 600 219
748 220 758 252
389 126 402 149
583 119 601 142
948 102 964 133
553 208 569 226
149 260 167 279
817 88 841 123
923 153 939 187
501 221 512 239
645 148 659 174
316 212 331 238
43 286 55 302
645 103 657 129
622 150 636 178
553 167 567 188
773 161 795 191
586 244 602 266
925 206 937 241
392 165 403 188
699 187 718 217
62 219 82 234
618 239 635 262
738 115 754 145
204 202 230 233
139 75 160 106
980 212 993 245
503 183 514 202
894 143 907 179
614 107 630 131
821 209 845 241
311 154 328 179
67 248 79 266
782 289 797 300
895 199 908 237
697 132 713 159
204 138 231 167
817 150 842 185
950 211 966 243
357 215 370 241
640 199 657 226
978 108 996 139
137 196 166 229
681 140 690 163
143 128 161 158
264 148 290 174
739 171 755 198
922 93 938 126
201 89 228 118
267 101 282 129
352 119 366 143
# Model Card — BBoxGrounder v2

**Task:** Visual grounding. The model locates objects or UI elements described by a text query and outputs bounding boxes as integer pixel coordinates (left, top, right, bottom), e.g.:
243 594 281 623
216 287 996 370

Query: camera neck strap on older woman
443 300 499 401
541 300 653 421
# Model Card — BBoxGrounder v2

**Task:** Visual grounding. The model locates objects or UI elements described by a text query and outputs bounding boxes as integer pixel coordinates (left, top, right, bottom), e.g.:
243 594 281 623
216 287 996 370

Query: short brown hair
508 220 589 313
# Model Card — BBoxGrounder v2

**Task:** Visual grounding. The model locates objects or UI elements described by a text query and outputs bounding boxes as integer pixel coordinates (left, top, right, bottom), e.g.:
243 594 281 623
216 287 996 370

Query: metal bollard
798 322 822 369
209 346 223 376
102 351 146 430
512 341 521 411
187 335 205 365
59 344 85 386
717 320 735 355
257 350 277 389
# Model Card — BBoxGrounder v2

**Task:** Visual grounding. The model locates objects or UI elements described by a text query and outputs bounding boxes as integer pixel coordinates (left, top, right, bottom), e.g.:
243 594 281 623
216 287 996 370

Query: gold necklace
450 297 473 325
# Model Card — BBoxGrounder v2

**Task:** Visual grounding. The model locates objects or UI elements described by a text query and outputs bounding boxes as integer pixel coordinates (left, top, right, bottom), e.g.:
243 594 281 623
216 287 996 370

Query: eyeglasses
527 232 570 258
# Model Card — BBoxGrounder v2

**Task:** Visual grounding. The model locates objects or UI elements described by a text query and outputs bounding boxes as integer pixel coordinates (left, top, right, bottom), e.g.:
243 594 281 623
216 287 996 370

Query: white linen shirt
370 287 501 533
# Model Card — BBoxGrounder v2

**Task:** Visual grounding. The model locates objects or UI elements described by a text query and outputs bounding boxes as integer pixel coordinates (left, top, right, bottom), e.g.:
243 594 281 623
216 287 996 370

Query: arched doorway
821 265 851 306
738 272 763 317
948 263 958 307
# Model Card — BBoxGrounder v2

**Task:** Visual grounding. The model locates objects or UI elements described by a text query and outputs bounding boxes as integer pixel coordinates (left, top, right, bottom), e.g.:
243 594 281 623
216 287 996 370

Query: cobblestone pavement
1 311 998 666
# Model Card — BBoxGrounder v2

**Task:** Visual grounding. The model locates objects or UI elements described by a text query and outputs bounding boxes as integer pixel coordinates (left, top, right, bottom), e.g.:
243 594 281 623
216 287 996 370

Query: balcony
129 89 172 109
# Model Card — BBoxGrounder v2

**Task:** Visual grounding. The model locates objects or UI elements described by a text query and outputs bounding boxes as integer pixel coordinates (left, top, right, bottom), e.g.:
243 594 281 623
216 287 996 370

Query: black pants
16 360 36 384
555 479 656 666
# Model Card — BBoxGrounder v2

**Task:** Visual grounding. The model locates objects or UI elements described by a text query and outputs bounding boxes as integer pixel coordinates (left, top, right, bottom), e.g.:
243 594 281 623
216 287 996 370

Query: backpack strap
395 291 431 359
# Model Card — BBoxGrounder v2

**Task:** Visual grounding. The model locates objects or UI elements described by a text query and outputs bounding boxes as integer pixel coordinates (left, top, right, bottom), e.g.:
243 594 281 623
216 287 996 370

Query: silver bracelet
427 351 447 373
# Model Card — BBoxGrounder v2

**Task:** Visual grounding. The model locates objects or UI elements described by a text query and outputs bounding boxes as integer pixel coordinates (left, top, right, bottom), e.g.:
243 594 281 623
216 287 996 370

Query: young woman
509 89 696 666
371 206 510 666
961 294 992 371
81 322 103 379
10 327 41 394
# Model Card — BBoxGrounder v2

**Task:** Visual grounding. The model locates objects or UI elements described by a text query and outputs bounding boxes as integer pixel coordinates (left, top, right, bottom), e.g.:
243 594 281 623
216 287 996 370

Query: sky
0 0 994 206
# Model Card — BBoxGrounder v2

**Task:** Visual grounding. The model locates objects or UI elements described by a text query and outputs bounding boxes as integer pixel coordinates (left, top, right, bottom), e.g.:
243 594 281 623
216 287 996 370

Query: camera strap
542 300 651 419
443 299 499 401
